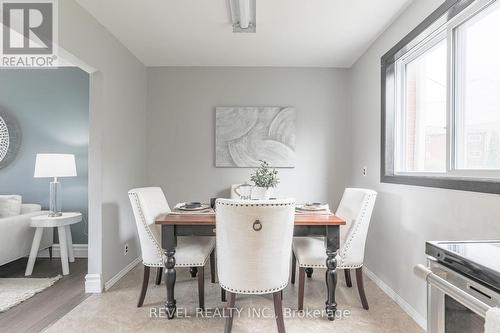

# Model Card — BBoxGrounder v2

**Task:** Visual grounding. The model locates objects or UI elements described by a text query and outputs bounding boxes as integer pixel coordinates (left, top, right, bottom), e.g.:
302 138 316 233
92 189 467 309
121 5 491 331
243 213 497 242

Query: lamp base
49 179 62 217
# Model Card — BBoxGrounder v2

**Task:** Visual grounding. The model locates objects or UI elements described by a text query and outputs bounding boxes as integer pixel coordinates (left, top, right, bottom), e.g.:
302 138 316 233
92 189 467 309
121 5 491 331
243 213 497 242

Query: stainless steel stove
415 241 500 333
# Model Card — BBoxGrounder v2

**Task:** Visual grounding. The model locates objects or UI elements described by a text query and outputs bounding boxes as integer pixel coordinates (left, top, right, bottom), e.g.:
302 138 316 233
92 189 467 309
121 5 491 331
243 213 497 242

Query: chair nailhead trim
129 192 164 264
144 262 207 268
130 192 216 268
219 282 288 294
216 202 294 207
299 264 326 268
143 240 214 268
293 192 377 269
297 263 362 269
338 193 376 267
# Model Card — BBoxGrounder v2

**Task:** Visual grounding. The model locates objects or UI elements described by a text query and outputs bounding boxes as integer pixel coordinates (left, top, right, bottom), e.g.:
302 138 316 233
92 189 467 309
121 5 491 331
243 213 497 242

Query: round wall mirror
0 110 21 169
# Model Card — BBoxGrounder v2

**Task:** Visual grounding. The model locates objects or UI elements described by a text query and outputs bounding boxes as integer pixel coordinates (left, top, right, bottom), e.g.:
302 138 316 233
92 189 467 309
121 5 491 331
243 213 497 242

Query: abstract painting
216 106 296 167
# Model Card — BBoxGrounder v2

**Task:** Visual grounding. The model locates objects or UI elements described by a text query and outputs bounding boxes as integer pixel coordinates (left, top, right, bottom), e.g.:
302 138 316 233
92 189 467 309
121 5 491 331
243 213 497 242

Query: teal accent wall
0 67 89 244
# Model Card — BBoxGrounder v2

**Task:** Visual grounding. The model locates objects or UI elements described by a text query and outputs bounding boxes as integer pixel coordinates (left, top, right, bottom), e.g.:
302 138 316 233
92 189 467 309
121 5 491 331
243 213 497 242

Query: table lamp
34 153 77 217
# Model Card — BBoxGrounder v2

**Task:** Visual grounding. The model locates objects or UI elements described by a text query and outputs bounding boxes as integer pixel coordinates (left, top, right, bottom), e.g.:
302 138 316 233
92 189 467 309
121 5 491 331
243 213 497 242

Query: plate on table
296 203 329 211
177 202 211 211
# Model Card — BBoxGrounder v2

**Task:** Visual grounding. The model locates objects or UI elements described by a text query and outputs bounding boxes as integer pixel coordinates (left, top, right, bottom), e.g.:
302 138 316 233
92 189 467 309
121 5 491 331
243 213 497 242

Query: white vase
251 186 273 200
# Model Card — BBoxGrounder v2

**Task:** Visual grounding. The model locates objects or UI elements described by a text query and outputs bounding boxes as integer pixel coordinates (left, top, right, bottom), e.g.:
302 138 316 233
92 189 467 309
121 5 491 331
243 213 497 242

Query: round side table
25 212 82 276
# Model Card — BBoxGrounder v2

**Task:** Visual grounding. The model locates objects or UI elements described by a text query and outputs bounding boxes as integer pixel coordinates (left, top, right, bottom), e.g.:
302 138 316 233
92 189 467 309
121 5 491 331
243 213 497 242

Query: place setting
295 202 331 215
170 202 214 214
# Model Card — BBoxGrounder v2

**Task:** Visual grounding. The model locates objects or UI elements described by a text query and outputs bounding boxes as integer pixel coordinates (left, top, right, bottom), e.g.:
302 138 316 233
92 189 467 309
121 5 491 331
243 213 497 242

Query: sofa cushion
20 204 42 214
0 195 22 217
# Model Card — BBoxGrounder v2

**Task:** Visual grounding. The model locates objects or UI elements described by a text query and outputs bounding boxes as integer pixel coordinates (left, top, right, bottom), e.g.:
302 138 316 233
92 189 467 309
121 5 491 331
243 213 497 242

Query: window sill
381 174 500 195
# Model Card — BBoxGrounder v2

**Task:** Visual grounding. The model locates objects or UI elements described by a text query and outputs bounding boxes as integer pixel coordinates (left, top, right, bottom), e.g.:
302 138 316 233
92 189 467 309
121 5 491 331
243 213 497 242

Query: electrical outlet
124 244 129 256
362 166 367 176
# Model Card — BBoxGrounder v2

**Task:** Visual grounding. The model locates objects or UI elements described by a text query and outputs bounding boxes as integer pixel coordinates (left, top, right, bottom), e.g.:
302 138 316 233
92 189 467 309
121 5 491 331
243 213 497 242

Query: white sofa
0 203 53 266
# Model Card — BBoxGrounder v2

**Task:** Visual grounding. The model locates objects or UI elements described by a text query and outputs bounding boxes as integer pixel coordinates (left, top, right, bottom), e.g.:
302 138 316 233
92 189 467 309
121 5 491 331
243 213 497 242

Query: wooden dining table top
155 212 346 226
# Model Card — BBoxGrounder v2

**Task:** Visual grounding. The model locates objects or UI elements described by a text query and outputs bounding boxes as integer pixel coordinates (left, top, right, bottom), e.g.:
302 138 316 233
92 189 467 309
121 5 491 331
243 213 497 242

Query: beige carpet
45 266 424 333
0 275 62 312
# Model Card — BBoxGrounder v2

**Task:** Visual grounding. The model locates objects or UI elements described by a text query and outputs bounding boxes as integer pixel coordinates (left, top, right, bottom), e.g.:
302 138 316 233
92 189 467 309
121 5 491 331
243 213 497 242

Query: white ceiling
76 0 412 68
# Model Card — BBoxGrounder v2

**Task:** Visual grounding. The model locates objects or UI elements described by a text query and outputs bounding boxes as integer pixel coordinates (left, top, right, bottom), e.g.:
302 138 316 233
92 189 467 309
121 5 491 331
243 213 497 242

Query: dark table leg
210 249 216 283
163 225 177 319
325 226 339 321
221 287 226 302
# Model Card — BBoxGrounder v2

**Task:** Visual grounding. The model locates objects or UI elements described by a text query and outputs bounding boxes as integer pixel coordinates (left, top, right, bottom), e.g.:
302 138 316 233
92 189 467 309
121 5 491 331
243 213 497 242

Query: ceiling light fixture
229 0 256 33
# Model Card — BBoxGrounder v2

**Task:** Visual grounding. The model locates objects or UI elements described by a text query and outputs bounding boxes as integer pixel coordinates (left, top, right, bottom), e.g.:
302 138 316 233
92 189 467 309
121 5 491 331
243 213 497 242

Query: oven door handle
414 264 491 318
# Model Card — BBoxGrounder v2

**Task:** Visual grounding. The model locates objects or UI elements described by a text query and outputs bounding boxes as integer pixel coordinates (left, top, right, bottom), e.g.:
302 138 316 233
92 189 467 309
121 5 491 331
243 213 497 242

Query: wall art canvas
216 106 296 167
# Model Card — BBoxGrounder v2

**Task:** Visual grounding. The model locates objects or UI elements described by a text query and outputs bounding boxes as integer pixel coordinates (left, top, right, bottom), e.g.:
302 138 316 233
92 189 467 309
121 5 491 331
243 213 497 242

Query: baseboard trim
85 273 103 293
104 257 141 291
363 266 426 330
39 244 88 258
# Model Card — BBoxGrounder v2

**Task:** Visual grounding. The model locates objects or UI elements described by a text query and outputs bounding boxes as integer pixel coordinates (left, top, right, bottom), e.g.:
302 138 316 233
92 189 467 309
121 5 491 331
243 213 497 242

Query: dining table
155 209 346 321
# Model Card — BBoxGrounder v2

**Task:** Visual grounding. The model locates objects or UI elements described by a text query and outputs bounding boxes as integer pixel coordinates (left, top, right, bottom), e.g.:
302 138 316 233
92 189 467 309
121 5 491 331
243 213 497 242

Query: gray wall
0 67 89 244
350 0 500 326
146 67 351 208
60 0 148 285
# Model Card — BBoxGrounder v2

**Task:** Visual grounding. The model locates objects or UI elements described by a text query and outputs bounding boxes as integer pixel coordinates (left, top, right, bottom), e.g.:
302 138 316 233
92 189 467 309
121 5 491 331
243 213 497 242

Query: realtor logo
0 0 58 67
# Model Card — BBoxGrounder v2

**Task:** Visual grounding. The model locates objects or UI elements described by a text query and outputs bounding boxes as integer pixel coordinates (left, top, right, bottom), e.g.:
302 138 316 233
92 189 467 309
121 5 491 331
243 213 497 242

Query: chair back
336 188 377 268
216 198 295 294
230 183 252 200
128 187 171 266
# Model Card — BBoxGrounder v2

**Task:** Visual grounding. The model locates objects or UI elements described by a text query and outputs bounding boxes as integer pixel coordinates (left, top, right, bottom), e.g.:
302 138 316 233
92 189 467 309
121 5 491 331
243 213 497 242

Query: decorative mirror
0 110 21 169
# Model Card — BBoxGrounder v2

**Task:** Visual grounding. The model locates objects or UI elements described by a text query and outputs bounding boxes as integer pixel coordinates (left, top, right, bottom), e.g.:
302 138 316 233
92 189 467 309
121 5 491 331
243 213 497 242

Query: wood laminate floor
0 257 89 333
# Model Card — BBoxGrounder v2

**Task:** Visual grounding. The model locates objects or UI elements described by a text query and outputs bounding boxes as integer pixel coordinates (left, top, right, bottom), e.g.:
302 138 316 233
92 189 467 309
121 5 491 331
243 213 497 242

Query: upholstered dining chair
128 187 216 309
230 184 241 199
291 188 377 311
230 183 252 200
216 198 295 333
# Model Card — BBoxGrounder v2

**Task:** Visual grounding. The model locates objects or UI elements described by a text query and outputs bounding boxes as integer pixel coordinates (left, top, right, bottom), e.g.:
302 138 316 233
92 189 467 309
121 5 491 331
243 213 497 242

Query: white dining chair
230 184 241 199
230 183 252 199
291 188 377 310
216 198 295 333
128 187 216 308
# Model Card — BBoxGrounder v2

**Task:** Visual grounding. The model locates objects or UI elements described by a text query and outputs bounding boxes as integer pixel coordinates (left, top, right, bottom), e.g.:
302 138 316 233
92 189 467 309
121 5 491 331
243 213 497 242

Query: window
396 38 447 173
382 0 500 194
455 4 500 170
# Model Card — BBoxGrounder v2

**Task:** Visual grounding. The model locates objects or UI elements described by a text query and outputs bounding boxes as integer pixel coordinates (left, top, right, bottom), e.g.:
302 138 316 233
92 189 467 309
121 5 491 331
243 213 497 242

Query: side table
25 212 82 276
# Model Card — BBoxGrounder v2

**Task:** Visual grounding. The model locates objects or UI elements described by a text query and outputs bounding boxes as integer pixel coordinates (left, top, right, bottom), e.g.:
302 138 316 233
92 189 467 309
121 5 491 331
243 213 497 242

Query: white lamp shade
34 154 77 178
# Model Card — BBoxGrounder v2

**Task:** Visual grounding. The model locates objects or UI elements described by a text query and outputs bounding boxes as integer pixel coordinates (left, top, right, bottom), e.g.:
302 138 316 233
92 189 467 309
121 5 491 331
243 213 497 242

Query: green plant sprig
250 160 280 188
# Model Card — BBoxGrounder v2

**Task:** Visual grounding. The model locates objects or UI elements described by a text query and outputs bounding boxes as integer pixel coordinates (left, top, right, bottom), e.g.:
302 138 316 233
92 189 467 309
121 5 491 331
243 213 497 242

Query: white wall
59 1 147 287
147 67 351 207
349 0 500 326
